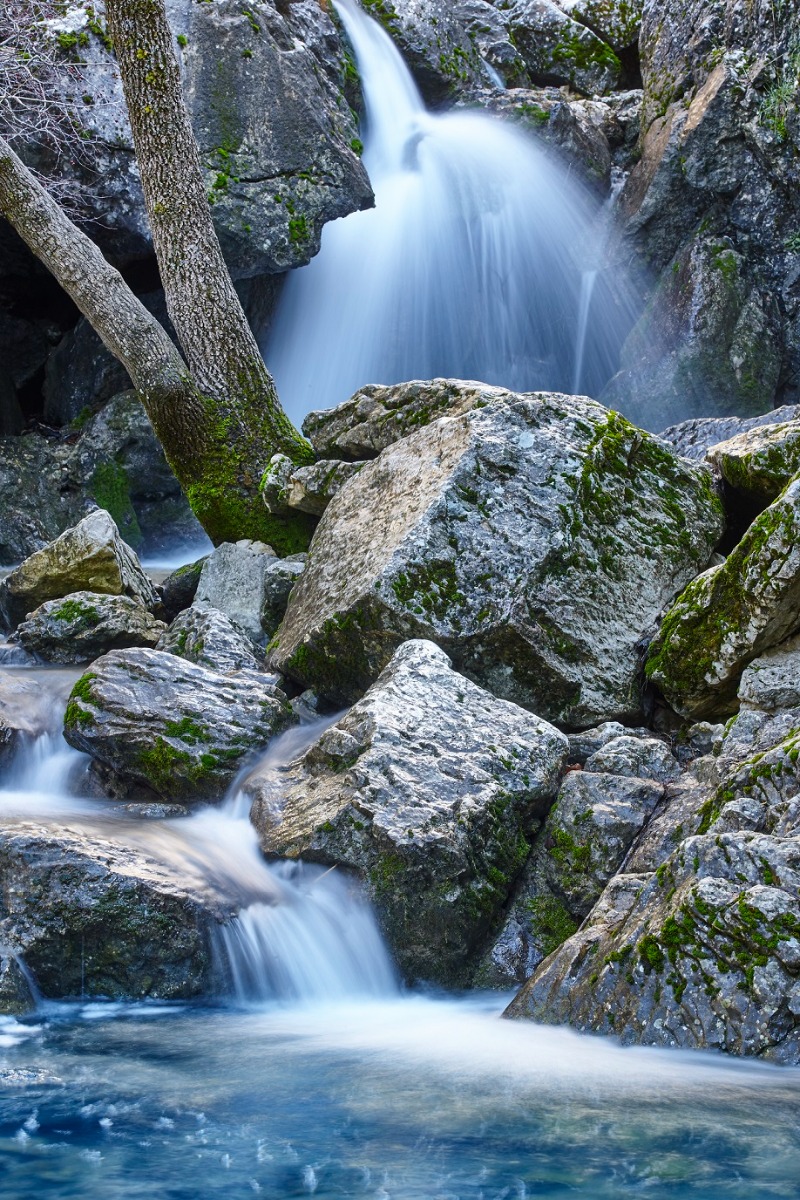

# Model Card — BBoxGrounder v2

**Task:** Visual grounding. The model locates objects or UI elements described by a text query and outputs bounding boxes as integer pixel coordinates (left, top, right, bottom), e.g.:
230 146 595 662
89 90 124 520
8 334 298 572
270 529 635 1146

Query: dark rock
261 556 306 638
660 405 800 463
160 557 208 622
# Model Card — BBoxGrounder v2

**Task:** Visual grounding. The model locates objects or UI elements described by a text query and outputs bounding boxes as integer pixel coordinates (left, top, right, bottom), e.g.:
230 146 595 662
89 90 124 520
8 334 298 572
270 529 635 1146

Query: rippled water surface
0 996 799 1199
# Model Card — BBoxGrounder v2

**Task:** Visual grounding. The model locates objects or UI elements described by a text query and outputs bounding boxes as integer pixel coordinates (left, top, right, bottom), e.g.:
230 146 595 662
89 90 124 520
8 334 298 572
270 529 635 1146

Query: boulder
193 540 277 642
478 753 665 987
0 435 82 567
63 649 293 802
557 0 642 52
507 0 622 95
0 821 227 1003
13 0 371 281
262 454 364 517
0 510 159 630
261 556 306 638
303 380 514 461
738 636 800 714
158 604 269 675
160 557 208 622
646 477 800 719
706 422 800 503
660 406 800 463
272 389 725 727
583 734 682 782
249 640 568 986
14 592 166 665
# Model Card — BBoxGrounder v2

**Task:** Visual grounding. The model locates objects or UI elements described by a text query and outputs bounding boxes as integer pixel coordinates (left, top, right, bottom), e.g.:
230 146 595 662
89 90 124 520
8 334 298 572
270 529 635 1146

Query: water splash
263 0 640 426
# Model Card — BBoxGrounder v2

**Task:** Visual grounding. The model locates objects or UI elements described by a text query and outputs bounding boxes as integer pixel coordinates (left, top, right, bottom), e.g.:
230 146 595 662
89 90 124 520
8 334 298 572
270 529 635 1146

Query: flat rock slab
16 591 166 664
250 640 568 987
63 648 293 802
0 510 158 629
273 389 724 727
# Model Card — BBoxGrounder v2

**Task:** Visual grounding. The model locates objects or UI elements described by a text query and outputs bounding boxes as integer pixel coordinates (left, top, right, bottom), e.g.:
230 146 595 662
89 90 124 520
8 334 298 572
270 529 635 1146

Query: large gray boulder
16 0 371 279
0 510 159 630
63 648 293 801
249 640 568 986
272 388 724 728
193 540 277 642
15 591 166 665
706 421 800 503
158 604 269 675
660 406 800 463
508 719 800 1062
646 477 800 719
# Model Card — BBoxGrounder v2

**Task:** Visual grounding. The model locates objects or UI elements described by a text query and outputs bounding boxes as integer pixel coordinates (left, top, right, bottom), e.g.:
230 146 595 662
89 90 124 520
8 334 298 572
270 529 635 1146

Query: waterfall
0 689 398 1005
262 0 640 426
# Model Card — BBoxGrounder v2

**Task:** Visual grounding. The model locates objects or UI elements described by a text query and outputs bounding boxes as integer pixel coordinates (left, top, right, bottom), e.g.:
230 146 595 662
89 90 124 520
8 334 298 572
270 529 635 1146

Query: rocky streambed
0 378 799 1066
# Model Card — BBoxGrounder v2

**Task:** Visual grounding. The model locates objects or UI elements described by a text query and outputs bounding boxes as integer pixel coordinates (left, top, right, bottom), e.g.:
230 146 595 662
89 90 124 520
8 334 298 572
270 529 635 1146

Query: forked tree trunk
0 0 316 553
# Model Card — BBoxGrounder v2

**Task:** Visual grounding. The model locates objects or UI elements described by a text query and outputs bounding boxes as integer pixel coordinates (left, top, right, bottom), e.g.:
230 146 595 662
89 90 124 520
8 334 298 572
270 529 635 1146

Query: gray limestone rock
646 477 800 719
262 456 365 518
158 604 269 676
584 734 682 782
273 388 725 727
660 406 800 464
478 768 663 987
15 591 166 665
0 510 159 630
738 636 800 713
249 639 568 987
507 0 622 95
706 422 800 502
193 540 277 643
261 556 306 639
63 648 293 802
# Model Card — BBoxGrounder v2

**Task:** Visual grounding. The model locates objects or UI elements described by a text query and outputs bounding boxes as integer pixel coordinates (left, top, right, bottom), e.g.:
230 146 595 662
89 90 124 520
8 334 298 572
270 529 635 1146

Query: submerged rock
63 649 293 802
250 640 568 987
0 510 159 630
15 592 166 665
646 477 800 719
273 389 724 727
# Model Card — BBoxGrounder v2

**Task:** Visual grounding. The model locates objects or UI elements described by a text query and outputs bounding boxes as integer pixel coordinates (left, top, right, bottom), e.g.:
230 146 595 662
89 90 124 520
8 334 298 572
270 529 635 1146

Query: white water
0 680 397 1004
264 0 640 426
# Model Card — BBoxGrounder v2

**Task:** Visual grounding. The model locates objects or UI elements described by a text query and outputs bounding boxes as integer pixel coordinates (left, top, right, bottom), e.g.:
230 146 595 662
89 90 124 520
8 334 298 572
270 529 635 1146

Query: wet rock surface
193 541 277 643
273 387 724 727
15 591 166 665
158 604 269 676
63 648 293 802
0 511 159 630
250 640 568 987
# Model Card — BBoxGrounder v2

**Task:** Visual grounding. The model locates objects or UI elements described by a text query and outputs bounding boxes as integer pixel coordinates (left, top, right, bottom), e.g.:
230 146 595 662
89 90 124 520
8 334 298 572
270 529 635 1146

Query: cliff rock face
606 0 800 426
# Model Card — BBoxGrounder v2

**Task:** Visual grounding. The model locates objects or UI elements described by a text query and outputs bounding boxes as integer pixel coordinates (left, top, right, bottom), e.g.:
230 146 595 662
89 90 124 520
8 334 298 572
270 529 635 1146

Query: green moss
391 560 465 624
139 737 196 794
64 672 98 728
527 894 578 957
91 461 142 548
52 598 101 625
164 716 209 745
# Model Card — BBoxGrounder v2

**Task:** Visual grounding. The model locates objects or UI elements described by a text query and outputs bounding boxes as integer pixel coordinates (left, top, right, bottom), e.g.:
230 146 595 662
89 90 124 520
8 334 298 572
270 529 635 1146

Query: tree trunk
0 0 317 553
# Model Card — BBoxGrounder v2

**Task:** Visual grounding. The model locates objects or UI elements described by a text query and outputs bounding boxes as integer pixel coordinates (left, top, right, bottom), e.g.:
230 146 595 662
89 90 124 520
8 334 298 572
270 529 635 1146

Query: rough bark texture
103 0 314 549
0 0 316 551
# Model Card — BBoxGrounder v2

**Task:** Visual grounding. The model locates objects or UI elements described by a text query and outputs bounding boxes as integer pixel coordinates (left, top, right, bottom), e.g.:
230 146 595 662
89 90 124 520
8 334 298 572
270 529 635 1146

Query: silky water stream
264 0 642 427
0 666 797 1198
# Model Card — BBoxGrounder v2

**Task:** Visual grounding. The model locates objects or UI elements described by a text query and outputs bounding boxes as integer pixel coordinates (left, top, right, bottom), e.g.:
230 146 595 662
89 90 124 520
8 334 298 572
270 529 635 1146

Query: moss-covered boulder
15 591 166 665
707 421 800 502
478 735 672 987
507 720 800 1063
646 476 800 720
508 0 622 95
272 389 724 728
249 640 568 987
0 510 159 630
63 648 293 802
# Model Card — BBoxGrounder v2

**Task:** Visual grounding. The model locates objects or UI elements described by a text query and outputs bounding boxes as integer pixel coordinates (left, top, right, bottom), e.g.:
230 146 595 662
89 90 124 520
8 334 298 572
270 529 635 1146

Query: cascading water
0 679 397 1005
263 0 641 426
